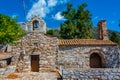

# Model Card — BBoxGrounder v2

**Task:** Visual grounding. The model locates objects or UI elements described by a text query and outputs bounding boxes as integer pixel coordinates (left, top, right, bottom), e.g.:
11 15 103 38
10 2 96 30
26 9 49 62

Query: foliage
0 14 25 44
110 32 120 45
46 29 55 36
46 29 60 37
11 41 20 45
59 3 94 39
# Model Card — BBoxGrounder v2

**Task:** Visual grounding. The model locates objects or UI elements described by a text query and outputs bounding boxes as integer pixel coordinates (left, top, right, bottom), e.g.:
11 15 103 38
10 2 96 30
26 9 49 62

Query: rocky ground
0 72 60 80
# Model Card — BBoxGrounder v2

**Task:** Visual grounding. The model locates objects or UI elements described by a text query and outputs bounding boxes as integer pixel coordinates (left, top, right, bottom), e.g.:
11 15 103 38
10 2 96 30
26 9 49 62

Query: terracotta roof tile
59 39 117 46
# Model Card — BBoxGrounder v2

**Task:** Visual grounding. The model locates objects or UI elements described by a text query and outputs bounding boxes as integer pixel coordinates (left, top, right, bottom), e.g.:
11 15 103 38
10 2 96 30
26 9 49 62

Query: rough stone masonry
1 16 120 80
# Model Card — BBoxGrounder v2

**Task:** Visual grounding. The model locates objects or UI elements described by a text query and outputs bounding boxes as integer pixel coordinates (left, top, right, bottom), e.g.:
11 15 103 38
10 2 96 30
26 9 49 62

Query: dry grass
55 71 61 78
6 73 20 79
0 52 11 54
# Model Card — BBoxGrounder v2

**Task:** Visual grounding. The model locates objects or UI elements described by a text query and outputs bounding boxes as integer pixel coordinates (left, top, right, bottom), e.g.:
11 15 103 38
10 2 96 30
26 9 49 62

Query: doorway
90 53 102 68
31 55 39 72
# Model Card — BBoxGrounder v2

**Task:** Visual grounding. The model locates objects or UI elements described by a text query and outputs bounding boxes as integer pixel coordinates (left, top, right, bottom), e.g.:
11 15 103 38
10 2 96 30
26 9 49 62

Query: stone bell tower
27 16 46 33
98 20 108 40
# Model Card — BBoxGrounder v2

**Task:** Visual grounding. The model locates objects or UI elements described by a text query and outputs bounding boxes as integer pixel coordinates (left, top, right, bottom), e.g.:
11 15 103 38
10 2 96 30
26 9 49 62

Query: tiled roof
59 39 117 46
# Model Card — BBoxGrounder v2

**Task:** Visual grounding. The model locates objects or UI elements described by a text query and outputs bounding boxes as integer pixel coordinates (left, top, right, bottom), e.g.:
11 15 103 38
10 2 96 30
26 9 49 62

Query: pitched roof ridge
59 39 97 40
59 39 117 46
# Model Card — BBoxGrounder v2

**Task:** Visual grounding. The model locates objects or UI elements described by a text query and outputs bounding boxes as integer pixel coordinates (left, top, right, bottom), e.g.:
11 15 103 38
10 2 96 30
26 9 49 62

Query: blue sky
0 0 120 32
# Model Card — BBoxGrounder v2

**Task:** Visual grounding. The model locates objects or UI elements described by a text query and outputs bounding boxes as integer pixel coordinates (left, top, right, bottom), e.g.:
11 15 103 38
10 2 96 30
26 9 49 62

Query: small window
34 43 38 47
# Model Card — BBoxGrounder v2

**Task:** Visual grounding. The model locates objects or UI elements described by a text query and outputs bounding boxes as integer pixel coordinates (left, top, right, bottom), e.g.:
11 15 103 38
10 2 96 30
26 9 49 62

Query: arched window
90 53 103 68
33 20 39 30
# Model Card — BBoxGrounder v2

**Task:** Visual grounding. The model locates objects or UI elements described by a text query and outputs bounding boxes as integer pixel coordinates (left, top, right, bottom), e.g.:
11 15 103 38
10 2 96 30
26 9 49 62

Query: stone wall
9 32 120 73
0 66 16 77
58 45 119 69
0 60 7 68
62 69 120 80
119 47 120 68
11 32 58 72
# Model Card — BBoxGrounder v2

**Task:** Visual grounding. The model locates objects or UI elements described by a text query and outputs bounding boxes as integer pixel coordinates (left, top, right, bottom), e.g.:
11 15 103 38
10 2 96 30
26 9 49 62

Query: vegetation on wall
0 14 25 44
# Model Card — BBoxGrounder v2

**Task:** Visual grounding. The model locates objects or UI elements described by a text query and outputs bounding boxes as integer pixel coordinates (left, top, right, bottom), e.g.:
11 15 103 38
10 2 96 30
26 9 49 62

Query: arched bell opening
33 20 39 31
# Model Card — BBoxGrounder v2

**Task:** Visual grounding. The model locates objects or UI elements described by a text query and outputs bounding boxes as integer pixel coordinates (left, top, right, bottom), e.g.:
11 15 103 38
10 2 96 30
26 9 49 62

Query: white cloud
59 0 68 4
26 0 69 20
52 12 64 20
48 0 57 7
26 0 49 20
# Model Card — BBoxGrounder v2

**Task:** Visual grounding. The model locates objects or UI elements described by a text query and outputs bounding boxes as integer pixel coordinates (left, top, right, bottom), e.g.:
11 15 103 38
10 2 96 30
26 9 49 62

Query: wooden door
90 53 102 68
31 55 39 72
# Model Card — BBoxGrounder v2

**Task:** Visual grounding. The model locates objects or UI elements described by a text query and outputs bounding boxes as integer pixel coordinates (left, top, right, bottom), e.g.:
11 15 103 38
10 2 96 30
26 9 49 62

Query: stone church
1 16 120 79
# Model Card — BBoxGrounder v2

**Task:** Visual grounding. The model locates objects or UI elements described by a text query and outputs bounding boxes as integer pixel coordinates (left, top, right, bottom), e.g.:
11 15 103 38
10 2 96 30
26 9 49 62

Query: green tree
59 3 94 39
0 14 25 44
46 29 55 36
110 32 120 45
46 29 60 37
